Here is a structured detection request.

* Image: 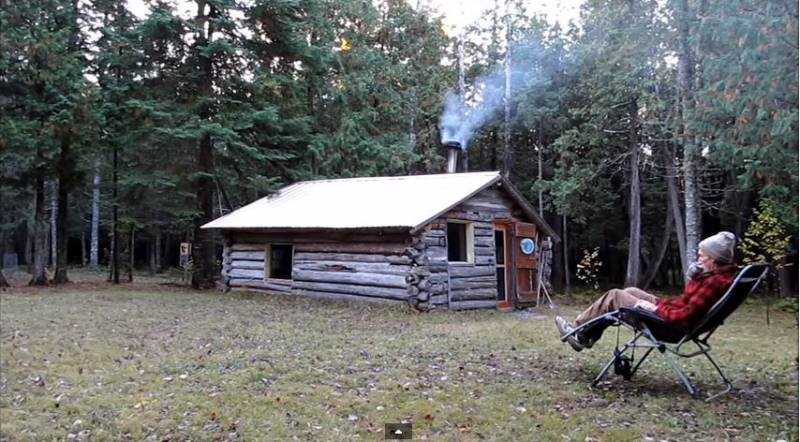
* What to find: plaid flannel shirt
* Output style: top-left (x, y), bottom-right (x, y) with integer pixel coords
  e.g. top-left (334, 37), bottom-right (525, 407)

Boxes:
top-left (655, 264), bottom-right (738, 327)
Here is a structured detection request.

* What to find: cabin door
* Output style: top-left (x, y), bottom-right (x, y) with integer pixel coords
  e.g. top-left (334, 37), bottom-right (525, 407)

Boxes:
top-left (514, 222), bottom-right (539, 303)
top-left (494, 223), bottom-right (513, 308)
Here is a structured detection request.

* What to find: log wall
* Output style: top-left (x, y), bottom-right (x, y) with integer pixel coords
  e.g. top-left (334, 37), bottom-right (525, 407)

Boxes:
top-left (222, 230), bottom-right (414, 304)
top-left (409, 185), bottom-right (525, 311)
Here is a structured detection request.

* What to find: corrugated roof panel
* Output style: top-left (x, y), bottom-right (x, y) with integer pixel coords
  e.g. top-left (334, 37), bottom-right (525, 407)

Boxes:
top-left (202, 171), bottom-right (501, 230)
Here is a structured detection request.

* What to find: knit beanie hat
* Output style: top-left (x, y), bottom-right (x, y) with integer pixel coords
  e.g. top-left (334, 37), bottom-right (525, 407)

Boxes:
top-left (699, 231), bottom-right (737, 264)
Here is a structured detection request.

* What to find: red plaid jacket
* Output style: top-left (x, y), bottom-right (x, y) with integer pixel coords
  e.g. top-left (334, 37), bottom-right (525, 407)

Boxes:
top-left (655, 264), bottom-right (738, 327)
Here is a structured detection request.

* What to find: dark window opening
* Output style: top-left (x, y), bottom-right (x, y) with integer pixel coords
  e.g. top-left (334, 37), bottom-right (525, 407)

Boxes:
top-left (268, 244), bottom-right (293, 280)
top-left (447, 222), bottom-right (472, 262)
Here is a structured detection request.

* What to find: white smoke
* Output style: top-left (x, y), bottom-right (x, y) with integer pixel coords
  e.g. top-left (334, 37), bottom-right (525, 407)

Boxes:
top-left (439, 39), bottom-right (549, 149)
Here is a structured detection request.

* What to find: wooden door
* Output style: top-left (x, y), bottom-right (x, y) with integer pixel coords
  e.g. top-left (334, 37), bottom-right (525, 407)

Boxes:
top-left (494, 223), bottom-right (513, 309)
top-left (514, 222), bottom-right (538, 303)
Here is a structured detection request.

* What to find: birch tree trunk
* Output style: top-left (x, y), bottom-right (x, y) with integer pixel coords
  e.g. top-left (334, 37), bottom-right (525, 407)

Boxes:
top-left (624, 100), bottom-right (641, 287)
top-left (676, 0), bottom-right (701, 274)
top-left (90, 156), bottom-right (101, 269)
top-left (502, 5), bottom-right (512, 178)
top-left (457, 36), bottom-right (468, 171)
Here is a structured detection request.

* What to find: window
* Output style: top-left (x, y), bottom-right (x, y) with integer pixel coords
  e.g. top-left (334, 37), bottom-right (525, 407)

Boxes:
top-left (266, 244), bottom-right (293, 280)
top-left (447, 222), bottom-right (474, 263)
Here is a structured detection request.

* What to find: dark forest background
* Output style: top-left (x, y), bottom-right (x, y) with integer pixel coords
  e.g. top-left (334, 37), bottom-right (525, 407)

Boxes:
top-left (1, 0), bottom-right (797, 294)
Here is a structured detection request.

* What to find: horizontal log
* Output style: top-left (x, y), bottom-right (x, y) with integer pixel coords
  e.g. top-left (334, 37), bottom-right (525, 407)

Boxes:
top-left (231, 260), bottom-right (265, 270)
top-left (230, 251), bottom-right (265, 261)
top-left (475, 255), bottom-right (496, 266)
top-left (460, 201), bottom-right (507, 211)
top-left (449, 265), bottom-right (495, 278)
top-left (450, 288), bottom-right (498, 301)
top-left (231, 243), bottom-right (266, 252)
top-left (291, 289), bottom-right (405, 305)
top-left (425, 246), bottom-right (447, 259)
top-left (449, 278), bottom-right (496, 290)
top-left (424, 236), bottom-right (446, 247)
top-left (294, 252), bottom-right (411, 265)
top-left (443, 211), bottom-right (493, 222)
top-left (430, 294), bottom-right (448, 305)
top-left (293, 281), bottom-right (409, 300)
top-left (449, 300), bottom-right (497, 311)
top-left (292, 270), bottom-right (407, 289)
top-left (474, 237), bottom-right (494, 248)
top-left (229, 278), bottom-right (291, 292)
top-left (294, 243), bottom-right (407, 255)
top-left (229, 268), bottom-right (265, 279)
top-left (294, 261), bottom-right (409, 275)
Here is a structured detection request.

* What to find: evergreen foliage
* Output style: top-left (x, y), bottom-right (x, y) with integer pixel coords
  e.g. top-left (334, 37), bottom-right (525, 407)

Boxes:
top-left (0, 0), bottom-right (796, 293)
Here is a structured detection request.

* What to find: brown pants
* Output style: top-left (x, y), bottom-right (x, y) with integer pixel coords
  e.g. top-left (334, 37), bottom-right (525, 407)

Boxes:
top-left (575, 287), bottom-right (659, 326)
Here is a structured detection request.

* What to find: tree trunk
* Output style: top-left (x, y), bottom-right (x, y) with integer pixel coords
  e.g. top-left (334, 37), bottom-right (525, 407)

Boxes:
top-left (643, 196), bottom-right (673, 289)
top-left (81, 231), bottom-right (86, 266)
top-left (128, 224), bottom-right (134, 282)
top-left (25, 218), bottom-right (32, 272)
top-left (90, 155), bottom-right (101, 269)
top-left (29, 178), bottom-right (48, 286)
top-left (48, 179), bottom-right (57, 268)
top-left (562, 215), bottom-right (571, 294)
top-left (149, 236), bottom-right (156, 275)
top-left (662, 143), bottom-right (687, 274)
top-left (676, 0), bottom-right (701, 276)
top-left (52, 131), bottom-right (73, 284)
top-left (154, 229), bottom-right (162, 272)
top-left (191, 0), bottom-right (218, 290)
top-left (502, 5), bottom-right (513, 178)
top-left (624, 100), bottom-right (641, 287)
top-left (111, 143), bottom-right (120, 284)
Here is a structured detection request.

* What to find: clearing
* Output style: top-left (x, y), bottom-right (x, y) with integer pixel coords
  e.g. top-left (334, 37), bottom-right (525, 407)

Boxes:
top-left (1, 275), bottom-right (797, 441)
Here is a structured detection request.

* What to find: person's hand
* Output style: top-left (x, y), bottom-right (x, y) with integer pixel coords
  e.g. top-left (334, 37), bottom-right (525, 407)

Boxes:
top-left (633, 300), bottom-right (657, 311)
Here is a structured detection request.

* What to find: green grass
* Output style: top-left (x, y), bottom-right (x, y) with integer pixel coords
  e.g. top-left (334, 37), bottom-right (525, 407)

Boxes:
top-left (1, 273), bottom-right (797, 441)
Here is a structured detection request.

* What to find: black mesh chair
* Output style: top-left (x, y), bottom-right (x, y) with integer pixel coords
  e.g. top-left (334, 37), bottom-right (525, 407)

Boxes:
top-left (561, 264), bottom-right (769, 400)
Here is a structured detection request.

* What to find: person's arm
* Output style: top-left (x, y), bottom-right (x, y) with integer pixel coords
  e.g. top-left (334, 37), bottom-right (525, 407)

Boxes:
top-left (655, 276), bottom-right (730, 325)
top-left (633, 300), bottom-right (657, 311)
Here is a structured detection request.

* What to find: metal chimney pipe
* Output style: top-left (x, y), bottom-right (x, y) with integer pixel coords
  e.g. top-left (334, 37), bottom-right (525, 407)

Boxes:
top-left (445, 141), bottom-right (461, 173)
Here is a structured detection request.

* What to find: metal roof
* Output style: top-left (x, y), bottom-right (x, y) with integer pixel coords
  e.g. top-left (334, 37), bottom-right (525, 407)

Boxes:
top-left (202, 171), bottom-right (558, 239)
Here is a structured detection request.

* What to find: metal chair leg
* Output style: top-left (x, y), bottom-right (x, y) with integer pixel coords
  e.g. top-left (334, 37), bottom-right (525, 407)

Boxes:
top-left (630, 347), bottom-right (654, 377)
top-left (697, 342), bottom-right (734, 401)
top-left (660, 351), bottom-right (697, 397)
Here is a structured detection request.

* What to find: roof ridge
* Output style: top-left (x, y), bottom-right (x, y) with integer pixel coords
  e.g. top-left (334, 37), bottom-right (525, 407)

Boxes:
top-left (294, 171), bottom-right (500, 186)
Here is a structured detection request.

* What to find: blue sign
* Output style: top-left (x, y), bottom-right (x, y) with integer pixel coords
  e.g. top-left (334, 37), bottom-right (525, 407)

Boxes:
top-left (520, 238), bottom-right (536, 255)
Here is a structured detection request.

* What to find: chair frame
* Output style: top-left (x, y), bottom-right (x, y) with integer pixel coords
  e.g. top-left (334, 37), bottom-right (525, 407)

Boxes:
top-left (561, 264), bottom-right (769, 401)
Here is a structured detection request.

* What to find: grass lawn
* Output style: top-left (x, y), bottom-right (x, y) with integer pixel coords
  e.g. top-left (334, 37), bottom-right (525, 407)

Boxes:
top-left (1, 271), bottom-right (797, 441)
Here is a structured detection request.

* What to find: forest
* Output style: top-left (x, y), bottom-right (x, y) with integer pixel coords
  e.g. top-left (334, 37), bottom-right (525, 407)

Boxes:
top-left (1, 0), bottom-right (797, 294)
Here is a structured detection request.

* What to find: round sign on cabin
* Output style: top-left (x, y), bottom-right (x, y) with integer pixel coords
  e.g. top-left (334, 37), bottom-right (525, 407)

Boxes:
top-left (520, 238), bottom-right (536, 255)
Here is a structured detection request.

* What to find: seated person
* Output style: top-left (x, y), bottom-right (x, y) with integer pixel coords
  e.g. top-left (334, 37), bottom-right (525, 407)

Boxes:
top-left (555, 231), bottom-right (738, 351)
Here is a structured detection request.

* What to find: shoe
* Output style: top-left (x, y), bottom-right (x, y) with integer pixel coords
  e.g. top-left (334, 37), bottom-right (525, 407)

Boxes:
top-left (555, 316), bottom-right (584, 352)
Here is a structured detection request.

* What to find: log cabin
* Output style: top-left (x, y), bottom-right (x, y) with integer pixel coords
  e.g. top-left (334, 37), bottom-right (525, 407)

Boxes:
top-left (203, 156), bottom-right (558, 311)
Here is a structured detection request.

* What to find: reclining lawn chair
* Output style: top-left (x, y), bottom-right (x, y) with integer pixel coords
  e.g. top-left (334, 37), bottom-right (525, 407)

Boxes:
top-left (561, 264), bottom-right (769, 401)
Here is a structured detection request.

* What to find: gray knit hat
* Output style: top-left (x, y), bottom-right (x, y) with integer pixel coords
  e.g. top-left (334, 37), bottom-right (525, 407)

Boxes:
top-left (699, 231), bottom-right (737, 264)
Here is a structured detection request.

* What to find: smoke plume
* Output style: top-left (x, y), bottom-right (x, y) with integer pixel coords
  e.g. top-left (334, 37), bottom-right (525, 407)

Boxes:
top-left (439, 39), bottom-right (549, 149)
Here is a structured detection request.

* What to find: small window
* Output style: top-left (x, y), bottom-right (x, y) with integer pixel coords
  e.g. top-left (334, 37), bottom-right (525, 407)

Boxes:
top-left (447, 222), bottom-right (474, 263)
top-left (266, 244), bottom-right (293, 280)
